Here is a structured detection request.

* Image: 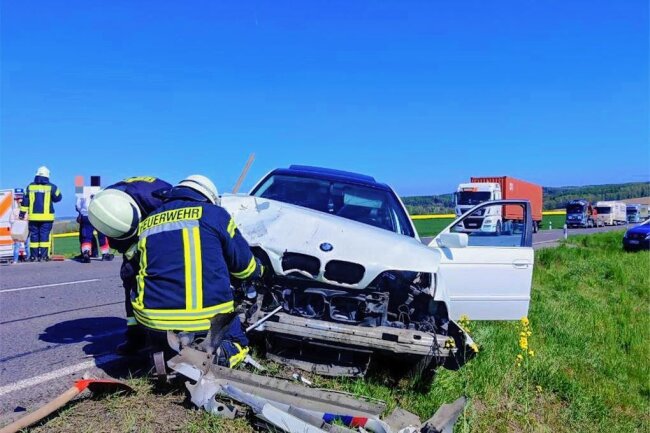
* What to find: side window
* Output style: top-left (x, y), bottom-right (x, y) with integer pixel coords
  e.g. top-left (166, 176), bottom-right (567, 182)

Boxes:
top-left (450, 203), bottom-right (529, 247)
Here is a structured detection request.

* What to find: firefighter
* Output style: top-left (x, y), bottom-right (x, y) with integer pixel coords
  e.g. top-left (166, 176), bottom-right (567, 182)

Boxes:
top-left (132, 175), bottom-right (263, 367)
top-left (76, 193), bottom-right (113, 263)
top-left (19, 166), bottom-right (62, 261)
top-left (88, 176), bottom-right (172, 355)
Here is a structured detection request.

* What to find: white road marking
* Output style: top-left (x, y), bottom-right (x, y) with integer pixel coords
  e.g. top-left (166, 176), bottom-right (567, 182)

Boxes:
top-left (0, 354), bottom-right (122, 397)
top-left (0, 279), bottom-right (100, 294)
top-left (0, 354), bottom-right (121, 396)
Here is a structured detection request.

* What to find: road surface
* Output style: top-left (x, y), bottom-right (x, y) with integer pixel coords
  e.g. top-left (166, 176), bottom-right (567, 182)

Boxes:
top-left (0, 259), bottom-right (131, 426)
top-left (0, 223), bottom-right (629, 426)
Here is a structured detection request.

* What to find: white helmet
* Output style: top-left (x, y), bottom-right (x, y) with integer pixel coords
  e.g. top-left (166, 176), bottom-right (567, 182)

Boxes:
top-left (36, 166), bottom-right (50, 178)
top-left (177, 175), bottom-right (219, 204)
top-left (88, 189), bottom-right (142, 239)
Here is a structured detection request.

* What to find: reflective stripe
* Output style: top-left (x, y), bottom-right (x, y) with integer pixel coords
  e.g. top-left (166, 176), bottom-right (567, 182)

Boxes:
top-left (229, 343), bottom-right (249, 367)
top-left (54, 188), bottom-right (61, 197)
top-left (134, 237), bottom-right (147, 309)
top-left (43, 189), bottom-right (51, 217)
top-left (126, 317), bottom-right (138, 326)
top-left (227, 218), bottom-right (236, 238)
top-left (19, 206), bottom-right (28, 212)
top-left (137, 301), bottom-right (234, 318)
top-left (134, 311), bottom-right (212, 331)
top-left (140, 220), bottom-right (199, 239)
top-left (29, 185), bottom-right (52, 192)
top-left (193, 226), bottom-right (203, 309)
top-left (231, 256), bottom-right (257, 279)
top-left (182, 228), bottom-right (192, 309)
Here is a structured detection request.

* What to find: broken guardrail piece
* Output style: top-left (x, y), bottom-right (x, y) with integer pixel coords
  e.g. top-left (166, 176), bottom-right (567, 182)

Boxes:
top-left (167, 347), bottom-right (466, 433)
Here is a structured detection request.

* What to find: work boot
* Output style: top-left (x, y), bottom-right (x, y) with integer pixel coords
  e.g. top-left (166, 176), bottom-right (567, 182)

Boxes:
top-left (43, 256), bottom-right (50, 262)
top-left (102, 253), bottom-right (115, 262)
top-left (82, 251), bottom-right (91, 264)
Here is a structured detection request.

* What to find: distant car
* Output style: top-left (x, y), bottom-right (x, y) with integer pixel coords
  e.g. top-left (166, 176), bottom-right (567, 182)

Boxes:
top-left (623, 219), bottom-right (650, 251)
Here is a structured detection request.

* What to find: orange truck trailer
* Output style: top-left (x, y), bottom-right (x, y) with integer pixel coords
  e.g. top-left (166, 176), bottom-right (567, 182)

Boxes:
top-left (455, 176), bottom-right (543, 232)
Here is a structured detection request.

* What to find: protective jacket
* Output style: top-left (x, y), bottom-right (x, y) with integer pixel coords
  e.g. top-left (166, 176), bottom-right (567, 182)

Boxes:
top-left (103, 176), bottom-right (172, 254)
top-left (132, 188), bottom-right (262, 333)
top-left (20, 176), bottom-right (62, 221)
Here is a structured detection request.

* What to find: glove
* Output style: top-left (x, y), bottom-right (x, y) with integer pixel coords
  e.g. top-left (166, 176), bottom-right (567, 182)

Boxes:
top-left (19, 212), bottom-right (25, 220)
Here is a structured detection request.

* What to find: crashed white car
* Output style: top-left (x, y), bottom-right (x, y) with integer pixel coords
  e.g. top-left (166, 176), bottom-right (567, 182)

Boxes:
top-left (221, 166), bottom-right (534, 379)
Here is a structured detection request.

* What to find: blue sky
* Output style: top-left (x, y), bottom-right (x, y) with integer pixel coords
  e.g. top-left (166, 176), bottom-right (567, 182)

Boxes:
top-left (1, 0), bottom-right (648, 214)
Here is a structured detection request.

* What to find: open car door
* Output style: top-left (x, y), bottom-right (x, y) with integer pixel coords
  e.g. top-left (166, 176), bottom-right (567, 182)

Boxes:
top-left (428, 200), bottom-right (534, 320)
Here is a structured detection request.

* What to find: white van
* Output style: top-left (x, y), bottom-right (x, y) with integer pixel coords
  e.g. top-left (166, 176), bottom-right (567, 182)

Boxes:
top-left (595, 201), bottom-right (627, 226)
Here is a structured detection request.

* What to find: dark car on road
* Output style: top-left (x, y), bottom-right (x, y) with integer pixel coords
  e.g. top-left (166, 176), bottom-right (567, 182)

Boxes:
top-left (623, 219), bottom-right (650, 251)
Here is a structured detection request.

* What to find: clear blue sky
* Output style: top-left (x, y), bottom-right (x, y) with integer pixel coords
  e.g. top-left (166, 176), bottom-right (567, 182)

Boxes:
top-left (1, 0), bottom-right (648, 215)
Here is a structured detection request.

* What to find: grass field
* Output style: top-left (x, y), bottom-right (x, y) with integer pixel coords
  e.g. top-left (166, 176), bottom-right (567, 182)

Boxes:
top-left (414, 214), bottom-right (569, 237)
top-left (28, 231), bottom-right (648, 433)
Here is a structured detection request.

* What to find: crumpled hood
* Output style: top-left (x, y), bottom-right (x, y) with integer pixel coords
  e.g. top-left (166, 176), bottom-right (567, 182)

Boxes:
top-left (221, 195), bottom-right (440, 289)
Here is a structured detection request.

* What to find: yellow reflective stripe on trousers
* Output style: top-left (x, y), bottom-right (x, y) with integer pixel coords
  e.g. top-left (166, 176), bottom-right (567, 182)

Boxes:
top-left (182, 227), bottom-right (203, 310)
top-left (126, 317), bottom-right (138, 326)
top-left (231, 256), bottom-right (257, 279)
top-left (229, 343), bottom-right (249, 367)
top-left (227, 218), bottom-right (236, 238)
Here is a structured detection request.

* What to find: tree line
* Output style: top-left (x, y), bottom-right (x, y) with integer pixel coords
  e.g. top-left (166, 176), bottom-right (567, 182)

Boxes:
top-left (402, 181), bottom-right (650, 215)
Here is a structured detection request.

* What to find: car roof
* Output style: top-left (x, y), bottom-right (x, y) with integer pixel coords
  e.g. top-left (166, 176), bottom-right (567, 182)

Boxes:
top-left (269, 165), bottom-right (392, 191)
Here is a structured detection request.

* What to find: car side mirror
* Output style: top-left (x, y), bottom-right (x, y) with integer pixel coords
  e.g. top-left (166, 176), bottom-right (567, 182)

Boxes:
top-left (437, 232), bottom-right (468, 249)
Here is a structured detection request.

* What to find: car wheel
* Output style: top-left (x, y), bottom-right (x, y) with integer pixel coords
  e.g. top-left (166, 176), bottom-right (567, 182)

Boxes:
top-left (495, 221), bottom-right (502, 236)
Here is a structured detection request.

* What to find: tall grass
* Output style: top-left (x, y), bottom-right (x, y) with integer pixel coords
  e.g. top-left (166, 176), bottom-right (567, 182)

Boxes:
top-left (319, 231), bottom-right (649, 432)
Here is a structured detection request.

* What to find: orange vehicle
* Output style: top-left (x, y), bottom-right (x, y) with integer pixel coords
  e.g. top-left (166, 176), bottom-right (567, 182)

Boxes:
top-left (455, 176), bottom-right (543, 233)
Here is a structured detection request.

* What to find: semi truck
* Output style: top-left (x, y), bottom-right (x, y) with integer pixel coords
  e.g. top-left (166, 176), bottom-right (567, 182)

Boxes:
top-left (626, 203), bottom-right (649, 223)
top-left (455, 176), bottom-right (543, 233)
top-left (595, 201), bottom-right (626, 226)
top-left (565, 199), bottom-right (597, 228)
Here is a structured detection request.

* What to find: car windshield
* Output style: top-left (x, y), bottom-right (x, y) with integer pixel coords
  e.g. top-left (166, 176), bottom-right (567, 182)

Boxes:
top-left (627, 208), bottom-right (638, 215)
top-left (252, 174), bottom-right (415, 237)
top-left (595, 206), bottom-right (611, 214)
top-left (566, 204), bottom-right (585, 214)
top-left (457, 191), bottom-right (492, 206)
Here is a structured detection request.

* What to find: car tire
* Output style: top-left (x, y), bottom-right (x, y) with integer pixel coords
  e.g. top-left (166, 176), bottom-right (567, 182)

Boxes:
top-left (495, 221), bottom-right (502, 236)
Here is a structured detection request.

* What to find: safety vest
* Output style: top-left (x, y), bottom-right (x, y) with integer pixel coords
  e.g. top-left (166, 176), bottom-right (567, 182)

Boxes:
top-left (132, 199), bottom-right (260, 332)
top-left (20, 179), bottom-right (62, 222)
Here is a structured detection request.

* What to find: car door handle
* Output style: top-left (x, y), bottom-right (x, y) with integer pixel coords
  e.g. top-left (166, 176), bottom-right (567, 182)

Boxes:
top-left (512, 260), bottom-right (530, 269)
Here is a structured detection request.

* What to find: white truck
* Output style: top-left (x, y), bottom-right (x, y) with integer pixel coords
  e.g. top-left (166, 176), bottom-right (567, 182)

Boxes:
top-left (595, 201), bottom-right (627, 226)
top-left (455, 176), bottom-right (543, 233)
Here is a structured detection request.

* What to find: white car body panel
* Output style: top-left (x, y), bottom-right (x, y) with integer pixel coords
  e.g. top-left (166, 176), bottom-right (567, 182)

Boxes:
top-left (430, 200), bottom-right (534, 321)
top-left (221, 194), bottom-right (441, 290)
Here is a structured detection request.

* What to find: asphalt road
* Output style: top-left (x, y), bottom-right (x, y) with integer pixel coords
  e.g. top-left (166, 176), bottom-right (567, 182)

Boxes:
top-left (0, 259), bottom-right (132, 426)
top-left (0, 223), bottom-right (630, 427)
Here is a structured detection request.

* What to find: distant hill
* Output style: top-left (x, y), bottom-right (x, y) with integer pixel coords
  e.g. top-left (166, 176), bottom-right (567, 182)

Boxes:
top-left (402, 181), bottom-right (650, 215)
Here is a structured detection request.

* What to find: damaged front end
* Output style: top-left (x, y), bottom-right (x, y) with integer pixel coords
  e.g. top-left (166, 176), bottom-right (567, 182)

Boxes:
top-left (222, 195), bottom-right (475, 380)
top-left (246, 252), bottom-right (474, 378)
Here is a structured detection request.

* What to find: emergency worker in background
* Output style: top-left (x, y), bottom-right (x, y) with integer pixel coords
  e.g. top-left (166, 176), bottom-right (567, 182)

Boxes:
top-left (133, 175), bottom-right (263, 367)
top-left (76, 193), bottom-right (113, 263)
top-left (19, 166), bottom-right (62, 261)
top-left (88, 176), bottom-right (172, 355)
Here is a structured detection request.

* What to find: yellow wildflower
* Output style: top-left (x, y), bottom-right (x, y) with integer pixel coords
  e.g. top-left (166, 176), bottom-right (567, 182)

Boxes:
top-left (527, 331), bottom-right (532, 336)
top-left (469, 343), bottom-right (479, 353)
top-left (516, 354), bottom-right (523, 360)
top-left (520, 317), bottom-right (529, 327)
top-left (519, 337), bottom-right (528, 350)
top-left (444, 338), bottom-right (456, 349)
top-left (535, 385), bottom-right (543, 393)
top-left (528, 350), bottom-right (535, 357)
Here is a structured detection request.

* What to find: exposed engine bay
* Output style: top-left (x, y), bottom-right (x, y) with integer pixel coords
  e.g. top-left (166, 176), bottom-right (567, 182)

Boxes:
top-left (236, 248), bottom-right (471, 378)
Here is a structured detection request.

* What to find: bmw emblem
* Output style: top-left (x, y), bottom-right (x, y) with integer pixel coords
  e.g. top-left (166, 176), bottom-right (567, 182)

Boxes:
top-left (320, 242), bottom-right (334, 252)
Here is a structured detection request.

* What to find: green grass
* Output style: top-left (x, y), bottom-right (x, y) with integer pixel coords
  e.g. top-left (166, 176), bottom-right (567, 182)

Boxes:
top-left (52, 236), bottom-right (81, 257)
top-left (316, 231), bottom-right (649, 432)
top-left (24, 232), bottom-right (649, 432)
